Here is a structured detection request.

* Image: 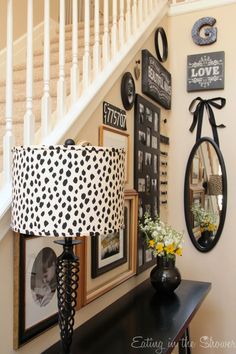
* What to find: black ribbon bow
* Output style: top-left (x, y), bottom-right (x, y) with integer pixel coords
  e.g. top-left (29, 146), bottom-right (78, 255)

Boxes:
top-left (189, 97), bottom-right (226, 147)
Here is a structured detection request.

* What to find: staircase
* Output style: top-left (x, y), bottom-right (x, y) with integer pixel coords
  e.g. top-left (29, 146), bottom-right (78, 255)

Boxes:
top-left (0, 0), bottom-right (181, 240)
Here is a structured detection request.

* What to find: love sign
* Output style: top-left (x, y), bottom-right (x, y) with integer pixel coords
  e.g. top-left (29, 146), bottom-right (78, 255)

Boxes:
top-left (187, 51), bottom-right (224, 92)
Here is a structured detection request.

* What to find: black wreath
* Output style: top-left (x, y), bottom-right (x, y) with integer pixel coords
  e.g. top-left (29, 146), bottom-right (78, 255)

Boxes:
top-left (155, 27), bottom-right (168, 63)
top-left (121, 72), bottom-right (136, 110)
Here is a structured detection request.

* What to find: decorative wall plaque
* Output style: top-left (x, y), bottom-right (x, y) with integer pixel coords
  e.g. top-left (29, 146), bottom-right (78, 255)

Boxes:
top-left (142, 49), bottom-right (171, 110)
top-left (192, 17), bottom-right (217, 46)
top-left (103, 101), bottom-right (127, 131)
top-left (187, 51), bottom-right (224, 92)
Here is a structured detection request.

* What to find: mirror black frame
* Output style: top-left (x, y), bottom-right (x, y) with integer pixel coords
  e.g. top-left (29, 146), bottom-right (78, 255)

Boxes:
top-left (184, 137), bottom-right (227, 252)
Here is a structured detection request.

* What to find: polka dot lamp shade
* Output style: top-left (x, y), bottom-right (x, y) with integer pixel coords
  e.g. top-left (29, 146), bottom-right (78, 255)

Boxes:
top-left (11, 145), bottom-right (125, 237)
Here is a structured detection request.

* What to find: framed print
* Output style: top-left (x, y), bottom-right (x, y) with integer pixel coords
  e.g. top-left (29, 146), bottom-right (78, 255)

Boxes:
top-left (91, 208), bottom-right (128, 278)
top-left (99, 125), bottom-right (130, 183)
top-left (134, 94), bottom-right (160, 274)
top-left (13, 235), bottom-right (60, 348)
top-left (81, 190), bottom-right (138, 304)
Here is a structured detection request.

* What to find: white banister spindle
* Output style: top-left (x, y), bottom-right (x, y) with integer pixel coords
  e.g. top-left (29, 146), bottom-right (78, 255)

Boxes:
top-left (70, 0), bottom-right (79, 104)
top-left (111, 0), bottom-right (118, 57)
top-left (83, 1), bottom-right (90, 89)
top-left (3, 0), bottom-right (14, 182)
top-left (102, 0), bottom-right (110, 67)
top-left (132, 0), bottom-right (138, 32)
top-left (119, 0), bottom-right (125, 48)
top-left (41, 0), bottom-right (51, 138)
top-left (125, 0), bottom-right (131, 39)
top-left (57, 0), bottom-right (66, 120)
top-left (24, 0), bottom-right (35, 145)
top-left (93, 0), bottom-right (101, 76)
top-left (138, 0), bottom-right (143, 26)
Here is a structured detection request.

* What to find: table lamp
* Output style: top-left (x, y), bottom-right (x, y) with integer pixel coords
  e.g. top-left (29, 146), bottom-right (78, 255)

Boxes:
top-left (11, 139), bottom-right (125, 354)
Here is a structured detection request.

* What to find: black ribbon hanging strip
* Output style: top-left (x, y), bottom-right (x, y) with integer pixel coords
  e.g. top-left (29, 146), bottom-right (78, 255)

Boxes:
top-left (189, 97), bottom-right (226, 147)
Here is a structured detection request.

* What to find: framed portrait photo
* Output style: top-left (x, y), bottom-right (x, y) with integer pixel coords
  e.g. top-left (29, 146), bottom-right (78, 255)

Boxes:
top-left (99, 125), bottom-right (130, 183)
top-left (13, 235), bottom-right (61, 348)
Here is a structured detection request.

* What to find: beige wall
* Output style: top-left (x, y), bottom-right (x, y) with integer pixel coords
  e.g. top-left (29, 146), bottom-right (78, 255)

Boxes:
top-left (168, 3), bottom-right (236, 353)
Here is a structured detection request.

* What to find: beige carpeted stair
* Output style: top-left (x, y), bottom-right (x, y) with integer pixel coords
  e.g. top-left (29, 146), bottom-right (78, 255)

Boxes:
top-left (0, 20), bottom-right (107, 172)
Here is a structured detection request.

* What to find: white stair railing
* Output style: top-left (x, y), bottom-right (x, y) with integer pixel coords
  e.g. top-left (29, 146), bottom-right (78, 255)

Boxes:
top-left (24, 0), bottom-right (35, 145)
top-left (3, 0), bottom-right (14, 184)
top-left (41, 0), bottom-right (51, 138)
top-left (82, 1), bottom-right (90, 89)
top-left (57, 0), bottom-right (66, 121)
top-left (0, 0), bottom-right (169, 188)
top-left (70, 0), bottom-right (79, 104)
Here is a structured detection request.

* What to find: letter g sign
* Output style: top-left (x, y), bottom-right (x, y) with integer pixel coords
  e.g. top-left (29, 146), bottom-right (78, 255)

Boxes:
top-left (192, 17), bottom-right (217, 46)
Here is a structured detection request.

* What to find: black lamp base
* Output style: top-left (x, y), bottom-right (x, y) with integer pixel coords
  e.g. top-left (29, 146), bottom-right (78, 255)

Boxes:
top-left (54, 238), bottom-right (81, 354)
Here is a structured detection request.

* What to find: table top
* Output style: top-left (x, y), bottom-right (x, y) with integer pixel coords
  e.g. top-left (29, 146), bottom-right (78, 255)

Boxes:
top-left (43, 279), bottom-right (211, 354)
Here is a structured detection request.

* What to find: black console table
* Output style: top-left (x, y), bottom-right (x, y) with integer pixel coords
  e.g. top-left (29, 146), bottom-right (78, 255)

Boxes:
top-left (43, 279), bottom-right (211, 354)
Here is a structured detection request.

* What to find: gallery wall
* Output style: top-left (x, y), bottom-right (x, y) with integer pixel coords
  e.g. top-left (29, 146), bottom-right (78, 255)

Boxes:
top-left (0, 16), bottom-right (170, 354)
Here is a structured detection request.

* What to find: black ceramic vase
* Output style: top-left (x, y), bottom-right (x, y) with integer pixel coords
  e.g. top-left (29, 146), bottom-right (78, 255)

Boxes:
top-left (198, 230), bottom-right (214, 247)
top-left (150, 256), bottom-right (181, 293)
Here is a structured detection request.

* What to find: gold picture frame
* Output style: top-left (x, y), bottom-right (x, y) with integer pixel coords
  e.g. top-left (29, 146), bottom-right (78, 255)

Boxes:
top-left (77, 189), bottom-right (138, 305)
top-left (99, 125), bottom-right (130, 183)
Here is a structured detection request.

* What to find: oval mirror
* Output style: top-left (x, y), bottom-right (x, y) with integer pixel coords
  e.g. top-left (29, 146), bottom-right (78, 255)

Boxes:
top-left (184, 137), bottom-right (227, 252)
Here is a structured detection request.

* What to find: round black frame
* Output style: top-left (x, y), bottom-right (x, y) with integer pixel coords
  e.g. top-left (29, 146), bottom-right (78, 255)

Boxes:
top-left (154, 27), bottom-right (168, 63)
top-left (184, 137), bottom-right (227, 253)
top-left (121, 72), bottom-right (135, 110)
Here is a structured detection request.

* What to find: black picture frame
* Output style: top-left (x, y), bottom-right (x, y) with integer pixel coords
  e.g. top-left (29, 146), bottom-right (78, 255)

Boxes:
top-left (91, 208), bottom-right (128, 278)
top-left (121, 72), bottom-right (136, 110)
top-left (134, 94), bottom-right (160, 273)
top-left (154, 27), bottom-right (168, 63)
top-left (14, 235), bottom-right (60, 348)
top-left (142, 49), bottom-right (171, 110)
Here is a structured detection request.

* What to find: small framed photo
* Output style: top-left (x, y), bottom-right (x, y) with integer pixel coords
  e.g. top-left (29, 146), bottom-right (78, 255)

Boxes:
top-left (139, 103), bottom-right (145, 124)
top-left (154, 112), bottom-right (159, 132)
top-left (153, 154), bottom-right (158, 174)
top-left (138, 178), bottom-right (146, 192)
top-left (152, 136), bottom-right (158, 149)
top-left (138, 151), bottom-right (143, 172)
top-left (100, 125), bottom-right (130, 183)
top-left (145, 152), bottom-right (152, 166)
top-left (13, 235), bottom-right (61, 348)
top-left (146, 175), bottom-right (151, 193)
top-left (146, 107), bottom-right (153, 123)
top-left (146, 127), bottom-right (151, 147)
top-left (91, 208), bottom-right (128, 278)
top-left (138, 131), bottom-right (146, 145)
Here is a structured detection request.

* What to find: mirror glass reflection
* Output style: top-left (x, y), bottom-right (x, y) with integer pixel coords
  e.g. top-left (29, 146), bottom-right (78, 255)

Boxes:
top-left (185, 138), bottom-right (227, 251)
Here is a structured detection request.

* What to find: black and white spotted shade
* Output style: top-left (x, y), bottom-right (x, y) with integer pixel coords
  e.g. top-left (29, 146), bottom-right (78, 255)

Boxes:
top-left (11, 145), bottom-right (125, 237)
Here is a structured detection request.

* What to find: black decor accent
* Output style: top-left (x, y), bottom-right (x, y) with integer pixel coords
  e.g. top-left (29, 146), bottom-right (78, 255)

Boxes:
top-left (142, 49), bottom-right (171, 109)
top-left (54, 238), bottom-right (81, 354)
top-left (189, 97), bottom-right (226, 147)
top-left (154, 27), bottom-right (168, 62)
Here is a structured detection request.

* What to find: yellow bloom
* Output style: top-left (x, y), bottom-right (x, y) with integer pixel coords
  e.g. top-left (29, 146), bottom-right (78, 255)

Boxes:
top-left (156, 242), bottom-right (164, 253)
top-left (176, 248), bottom-right (182, 256)
top-left (165, 243), bottom-right (175, 255)
top-left (149, 239), bottom-right (155, 248)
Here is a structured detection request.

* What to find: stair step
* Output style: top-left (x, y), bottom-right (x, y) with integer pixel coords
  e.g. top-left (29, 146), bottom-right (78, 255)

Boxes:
top-left (0, 97), bottom-right (57, 125)
top-left (0, 61), bottom-right (79, 87)
top-left (0, 75), bottom-right (71, 103)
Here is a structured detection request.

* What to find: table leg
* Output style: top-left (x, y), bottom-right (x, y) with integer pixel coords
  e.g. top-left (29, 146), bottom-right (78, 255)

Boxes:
top-left (178, 328), bottom-right (191, 354)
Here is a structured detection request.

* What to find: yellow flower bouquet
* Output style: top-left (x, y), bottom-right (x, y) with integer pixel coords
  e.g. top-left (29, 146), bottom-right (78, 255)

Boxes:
top-left (191, 204), bottom-right (217, 233)
top-left (139, 213), bottom-right (184, 259)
